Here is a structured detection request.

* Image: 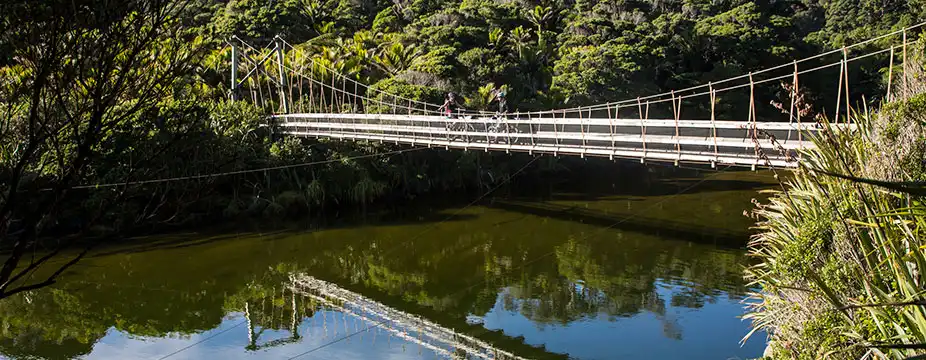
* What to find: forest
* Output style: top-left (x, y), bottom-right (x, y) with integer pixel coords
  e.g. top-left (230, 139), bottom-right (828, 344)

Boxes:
top-left (1, 0), bottom-right (926, 358)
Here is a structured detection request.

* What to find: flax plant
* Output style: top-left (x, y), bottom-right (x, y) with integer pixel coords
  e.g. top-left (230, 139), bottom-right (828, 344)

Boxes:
top-left (745, 47), bottom-right (926, 358)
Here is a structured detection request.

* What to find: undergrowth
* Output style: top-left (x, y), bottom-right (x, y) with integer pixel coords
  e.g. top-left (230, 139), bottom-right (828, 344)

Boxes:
top-left (745, 41), bottom-right (926, 359)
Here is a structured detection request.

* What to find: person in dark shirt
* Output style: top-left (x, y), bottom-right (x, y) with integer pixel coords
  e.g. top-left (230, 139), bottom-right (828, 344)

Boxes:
top-left (493, 88), bottom-right (507, 115)
top-left (440, 92), bottom-right (458, 118)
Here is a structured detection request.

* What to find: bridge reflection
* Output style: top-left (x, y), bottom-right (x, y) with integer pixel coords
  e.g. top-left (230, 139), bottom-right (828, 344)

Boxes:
top-left (281, 273), bottom-right (532, 359)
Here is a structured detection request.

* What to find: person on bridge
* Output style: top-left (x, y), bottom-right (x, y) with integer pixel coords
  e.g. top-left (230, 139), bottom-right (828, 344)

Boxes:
top-left (491, 88), bottom-right (507, 116)
top-left (439, 92), bottom-right (458, 118)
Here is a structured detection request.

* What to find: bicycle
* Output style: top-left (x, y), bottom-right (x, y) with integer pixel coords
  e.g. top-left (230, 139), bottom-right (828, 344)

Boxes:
top-left (487, 112), bottom-right (522, 144)
top-left (446, 114), bottom-right (474, 142)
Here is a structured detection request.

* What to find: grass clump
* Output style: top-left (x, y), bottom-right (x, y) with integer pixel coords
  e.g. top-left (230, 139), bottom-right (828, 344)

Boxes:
top-left (745, 45), bottom-right (926, 359)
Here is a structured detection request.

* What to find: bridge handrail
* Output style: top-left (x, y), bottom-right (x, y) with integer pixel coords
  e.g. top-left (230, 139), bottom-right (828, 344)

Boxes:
top-left (510, 22), bottom-right (926, 116)
top-left (279, 122), bottom-right (814, 150)
top-left (233, 21), bottom-right (925, 120)
top-left (275, 60), bottom-right (447, 115)
top-left (274, 113), bottom-right (856, 131)
top-left (514, 39), bottom-right (917, 116)
top-left (275, 37), bottom-right (444, 112)
top-left (283, 130), bottom-right (798, 167)
top-left (230, 37), bottom-right (446, 115)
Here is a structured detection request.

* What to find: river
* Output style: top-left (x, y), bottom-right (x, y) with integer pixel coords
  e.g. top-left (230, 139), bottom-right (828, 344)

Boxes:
top-left (0, 162), bottom-right (775, 360)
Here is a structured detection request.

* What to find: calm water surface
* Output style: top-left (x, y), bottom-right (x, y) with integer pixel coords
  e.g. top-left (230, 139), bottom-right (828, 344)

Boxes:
top-left (0, 166), bottom-right (775, 360)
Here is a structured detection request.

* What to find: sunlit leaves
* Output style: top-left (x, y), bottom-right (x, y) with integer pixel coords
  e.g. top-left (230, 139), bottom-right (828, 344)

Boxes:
top-left (552, 42), bottom-right (648, 105)
top-left (373, 41), bottom-right (420, 76)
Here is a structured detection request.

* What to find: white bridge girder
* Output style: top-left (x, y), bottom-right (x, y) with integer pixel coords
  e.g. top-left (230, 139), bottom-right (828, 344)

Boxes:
top-left (274, 113), bottom-right (855, 168)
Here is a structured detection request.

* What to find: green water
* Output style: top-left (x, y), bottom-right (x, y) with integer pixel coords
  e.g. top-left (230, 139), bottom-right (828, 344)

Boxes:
top-left (0, 164), bottom-right (775, 360)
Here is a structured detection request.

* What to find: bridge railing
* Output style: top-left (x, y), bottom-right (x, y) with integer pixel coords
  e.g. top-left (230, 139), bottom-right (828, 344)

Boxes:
top-left (275, 112), bottom-right (849, 168)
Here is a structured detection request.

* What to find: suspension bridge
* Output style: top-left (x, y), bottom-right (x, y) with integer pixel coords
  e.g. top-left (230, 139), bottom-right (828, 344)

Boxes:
top-left (288, 273), bottom-right (532, 360)
top-left (226, 23), bottom-right (924, 169)
top-left (227, 274), bottom-right (529, 358)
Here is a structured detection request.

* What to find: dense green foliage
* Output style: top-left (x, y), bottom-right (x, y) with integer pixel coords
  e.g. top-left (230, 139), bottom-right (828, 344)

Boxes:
top-left (195, 0), bottom-right (925, 114)
top-left (746, 51), bottom-right (926, 358)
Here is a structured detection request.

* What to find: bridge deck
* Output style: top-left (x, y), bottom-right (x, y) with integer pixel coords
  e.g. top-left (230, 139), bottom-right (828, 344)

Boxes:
top-left (276, 113), bottom-right (852, 168)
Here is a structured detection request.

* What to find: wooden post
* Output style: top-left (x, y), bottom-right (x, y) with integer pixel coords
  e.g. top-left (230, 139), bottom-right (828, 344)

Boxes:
top-left (637, 97), bottom-right (646, 161)
top-left (353, 81), bottom-right (359, 113)
top-left (794, 61), bottom-right (802, 151)
top-left (709, 82), bottom-right (718, 161)
top-left (529, 112), bottom-right (535, 148)
top-left (835, 56), bottom-right (844, 124)
top-left (250, 77), bottom-right (258, 106)
top-left (585, 108), bottom-right (592, 158)
top-left (483, 114), bottom-right (491, 145)
top-left (275, 38), bottom-right (289, 114)
top-left (786, 63), bottom-right (795, 142)
top-left (318, 74), bottom-right (327, 113)
top-left (842, 47), bottom-right (851, 124)
top-left (297, 53), bottom-right (305, 113)
top-left (329, 75), bottom-right (336, 113)
top-left (288, 43), bottom-right (296, 113)
top-left (671, 90), bottom-right (681, 162)
top-left (608, 104), bottom-right (616, 151)
top-left (230, 41), bottom-right (238, 101)
top-left (505, 113), bottom-right (512, 147)
top-left (255, 72), bottom-right (265, 109)
top-left (903, 30), bottom-right (909, 99)
top-left (308, 64), bottom-right (315, 112)
top-left (887, 45), bottom-right (895, 102)
top-left (579, 107), bottom-right (586, 155)
top-left (748, 72), bottom-right (758, 160)
top-left (410, 100), bottom-right (417, 145)
top-left (445, 109), bottom-right (452, 145)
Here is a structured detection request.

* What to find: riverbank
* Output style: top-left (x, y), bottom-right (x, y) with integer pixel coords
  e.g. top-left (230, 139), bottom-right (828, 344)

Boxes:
top-left (30, 153), bottom-right (770, 251)
top-left (745, 69), bottom-right (926, 357)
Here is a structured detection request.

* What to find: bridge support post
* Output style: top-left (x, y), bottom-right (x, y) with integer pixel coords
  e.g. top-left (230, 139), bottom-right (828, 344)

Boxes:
top-left (274, 36), bottom-right (289, 114)
top-left (230, 41), bottom-right (238, 101)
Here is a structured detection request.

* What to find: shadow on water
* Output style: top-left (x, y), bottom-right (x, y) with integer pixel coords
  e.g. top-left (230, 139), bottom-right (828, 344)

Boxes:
top-left (87, 230), bottom-right (293, 258)
top-left (489, 200), bottom-right (749, 246)
top-left (539, 178), bottom-right (772, 202)
top-left (86, 212), bottom-right (479, 258)
top-left (495, 163), bottom-right (773, 249)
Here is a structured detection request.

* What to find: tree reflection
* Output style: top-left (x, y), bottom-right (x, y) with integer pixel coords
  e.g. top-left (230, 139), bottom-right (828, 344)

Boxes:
top-left (0, 204), bottom-right (753, 359)
top-left (0, 289), bottom-right (104, 360)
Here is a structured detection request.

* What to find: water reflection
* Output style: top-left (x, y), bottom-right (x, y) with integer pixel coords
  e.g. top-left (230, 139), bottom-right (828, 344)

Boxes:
top-left (290, 274), bottom-right (530, 359)
top-left (0, 169), bottom-right (772, 359)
